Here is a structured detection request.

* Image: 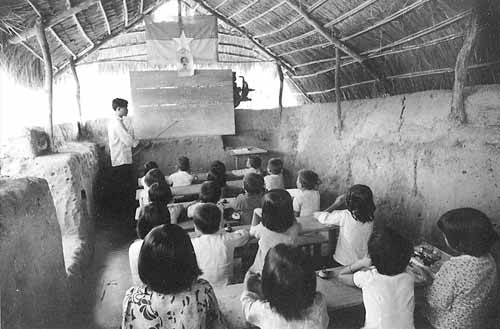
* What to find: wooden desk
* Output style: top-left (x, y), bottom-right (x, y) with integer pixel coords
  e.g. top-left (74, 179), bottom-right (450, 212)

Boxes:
top-left (171, 180), bottom-right (244, 197)
top-left (214, 267), bottom-right (361, 329)
top-left (228, 147), bottom-right (267, 169)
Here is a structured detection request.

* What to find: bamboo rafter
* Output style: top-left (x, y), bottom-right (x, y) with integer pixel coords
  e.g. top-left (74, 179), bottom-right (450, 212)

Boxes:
top-left (98, 0), bottom-right (111, 34)
top-left (324, 0), bottom-right (381, 28)
top-left (49, 27), bottom-right (77, 57)
top-left (342, 0), bottom-right (431, 41)
top-left (294, 32), bottom-right (466, 76)
top-left (252, 0), bottom-right (330, 39)
top-left (268, 29), bottom-right (316, 48)
top-left (55, 0), bottom-right (163, 74)
top-left (9, 0), bottom-right (100, 44)
top-left (285, 0), bottom-right (385, 83)
top-left (239, 1), bottom-right (286, 27)
top-left (306, 60), bottom-right (500, 95)
top-left (280, 41), bottom-right (331, 56)
top-left (74, 14), bottom-right (94, 47)
top-left (123, 0), bottom-right (129, 26)
top-left (214, 0), bottom-right (231, 10)
top-left (227, 0), bottom-right (259, 20)
top-left (140, 0), bottom-right (144, 13)
top-left (26, 0), bottom-right (42, 17)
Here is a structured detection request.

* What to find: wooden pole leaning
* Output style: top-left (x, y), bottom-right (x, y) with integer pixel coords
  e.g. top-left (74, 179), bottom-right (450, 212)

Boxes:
top-left (450, 10), bottom-right (479, 124)
top-left (34, 19), bottom-right (54, 149)
top-left (69, 57), bottom-right (83, 134)
top-left (335, 46), bottom-right (342, 133)
top-left (277, 64), bottom-right (284, 118)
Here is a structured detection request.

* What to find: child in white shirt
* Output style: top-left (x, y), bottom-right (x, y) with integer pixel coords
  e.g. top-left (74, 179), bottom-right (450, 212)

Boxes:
top-left (241, 244), bottom-right (329, 329)
top-left (293, 169), bottom-right (321, 217)
top-left (167, 156), bottom-right (194, 187)
top-left (339, 228), bottom-right (415, 329)
top-left (249, 189), bottom-right (301, 273)
top-left (264, 158), bottom-right (285, 190)
top-left (186, 181), bottom-right (225, 224)
top-left (129, 203), bottom-right (171, 285)
top-left (191, 203), bottom-right (249, 286)
top-left (314, 184), bottom-right (375, 266)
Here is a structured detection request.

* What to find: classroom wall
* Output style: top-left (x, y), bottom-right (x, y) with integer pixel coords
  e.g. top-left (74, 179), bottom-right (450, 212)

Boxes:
top-left (226, 85), bottom-right (500, 247)
top-left (0, 177), bottom-right (69, 329)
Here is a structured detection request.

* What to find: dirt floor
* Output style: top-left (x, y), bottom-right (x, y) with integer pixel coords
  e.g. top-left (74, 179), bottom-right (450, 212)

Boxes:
top-left (70, 208), bottom-right (434, 329)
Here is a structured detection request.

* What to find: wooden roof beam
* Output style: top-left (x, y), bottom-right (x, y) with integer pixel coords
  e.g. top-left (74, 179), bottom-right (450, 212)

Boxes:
top-left (227, 0), bottom-right (259, 20)
top-left (140, 0), bottom-right (144, 13)
top-left (123, 0), bottom-right (129, 26)
top-left (240, 1), bottom-right (287, 27)
top-left (285, 0), bottom-right (386, 84)
top-left (214, 0), bottom-right (232, 10)
top-left (190, 0), bottom-right (296, 74)
top-left (343, 0), bottom-right (431, 42)
top-left (10, 0), bottom-right (100, 44)
top-left (74, 14), bottom-right (94, 47)
top-left (268, 30), bottom-right (316, 48)
top-left (324, 0), bottom-right (381, 28)
top-left (98, 0), bottom-right (112, 34)
top-left (49, 27), bottom-right (77, 57)
top-left (26, 0), bottom-right (42, 17)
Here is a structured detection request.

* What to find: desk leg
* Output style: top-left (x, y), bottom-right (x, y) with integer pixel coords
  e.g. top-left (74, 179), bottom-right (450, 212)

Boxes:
top-left (328, 230), bottom-right (338, 256)
top-left (235, 157), bottom-right (239, 170)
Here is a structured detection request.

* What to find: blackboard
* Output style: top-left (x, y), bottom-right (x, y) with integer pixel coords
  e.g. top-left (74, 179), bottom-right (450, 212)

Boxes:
top-left (130, 70), bottom-right (235, 138)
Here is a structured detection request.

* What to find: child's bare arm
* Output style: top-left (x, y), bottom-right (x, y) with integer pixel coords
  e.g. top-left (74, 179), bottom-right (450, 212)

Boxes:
top-left (339, 257), bottom-right (372, 275)
top-left (251, 208), bottom-right (262, 227)
top-left (244, 271), bottom-right (263, 297)
top-left (338, 273), bottom-right (355, 286)
top-left (324, 194), bottom-right (347, 212)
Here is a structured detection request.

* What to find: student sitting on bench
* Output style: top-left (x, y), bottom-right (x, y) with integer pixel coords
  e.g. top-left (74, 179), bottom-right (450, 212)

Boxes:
top-left (208, 160), bottom-right (244, 198)
top-left (167, 156), bottom-right (194, 187)
top-left (191, 203), bottom-right (249, 286)
top-left (230, 173), bottom-right (265, 225)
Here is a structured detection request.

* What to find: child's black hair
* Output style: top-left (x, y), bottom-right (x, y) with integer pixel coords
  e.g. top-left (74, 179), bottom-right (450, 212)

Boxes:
top-left (261, 189), bottom-right (295, 233)
top-left (346, 184), bottom-right (376, 223)
top-left (248, 156), bottom-right (262, 170)
top-left (112, 98), bottom-right (128, 110)
top-left (137, 203), bottom-right (171, 239)
top-left (138, 224), bottom-right (202, 294)
top-left (267, 158), bottom-right (283, 175)
top-left (144, 168), bottom-right (167, 187)
top-left (177, 156), bottom-right (191, 172)
top-left (243, 173), bottom-right (264, 195)
top-left (143, 161), bottom-right (159, 176)
top-left (199, 181), bottom-right (221, 203)
top-left (438, 208), bottom-right (499, 257)
top-left (368, 228), bottom-right (412, 276)
top-left (207, 160), bottom-right (227, 187)
top-left (298, 169), bottom-right (319, 190)
top-left (262, 244), bottom-right (316, 321)
top-left (148, 182), bottom-right (173, 205)
top-left (193, 203), bottom-right (221, 235)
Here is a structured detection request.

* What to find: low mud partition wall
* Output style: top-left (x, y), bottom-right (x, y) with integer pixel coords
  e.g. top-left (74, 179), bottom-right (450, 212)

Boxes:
top-left (228, 85), bottom-right (500, 246)
top-left (0, 177), bottom-right (68, 329)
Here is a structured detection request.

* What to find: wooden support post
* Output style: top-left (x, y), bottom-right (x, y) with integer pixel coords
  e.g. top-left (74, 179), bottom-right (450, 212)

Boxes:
top-left (335, 46), bottom-right (342, 132)
top-left (69, 57), bottom-right (82, 128)
top-left (277, 64), bottom-right (284, 118)
top-left (450, 10), bottom-right (479, 124)
top-left (35, 19), bottom-right (54, 149)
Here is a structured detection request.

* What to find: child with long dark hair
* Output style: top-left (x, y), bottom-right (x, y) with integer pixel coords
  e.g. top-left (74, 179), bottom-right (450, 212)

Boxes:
top-left (241, 244), bottom-right (329, 328)
top-left (314, 184), bottom-right (375, 266)
top-left (249, 189), bottom-right (301, 273)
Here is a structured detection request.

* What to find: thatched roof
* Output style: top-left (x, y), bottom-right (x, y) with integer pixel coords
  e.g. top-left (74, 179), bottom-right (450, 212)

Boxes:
top-left (1, 0), bottom-right (499, 101)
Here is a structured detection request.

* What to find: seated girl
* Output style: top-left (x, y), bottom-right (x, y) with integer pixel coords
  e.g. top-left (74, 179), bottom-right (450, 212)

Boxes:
top-left (241, 244), bottom-right (329, 329)
top-left (230, 173), bottom-right (265, 225)
top-left (129, 203), bottom-right (170, 285)
top-left (122, 224), bottom-right (225, 329)
top-left (167, 156), bottom-right (194, 187)
top-left (314, 184), bottom-right (375, 266)
top-left (339, 228), bottom-right (415, 329)
top-left (249, 189), bottom-right (301, 273)
top-left (293, 169), bottom-right (320, 217)
top-left (422, 208), bottom-right (499, 329)
top-left (208, 160), bottom-right (244, 198)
